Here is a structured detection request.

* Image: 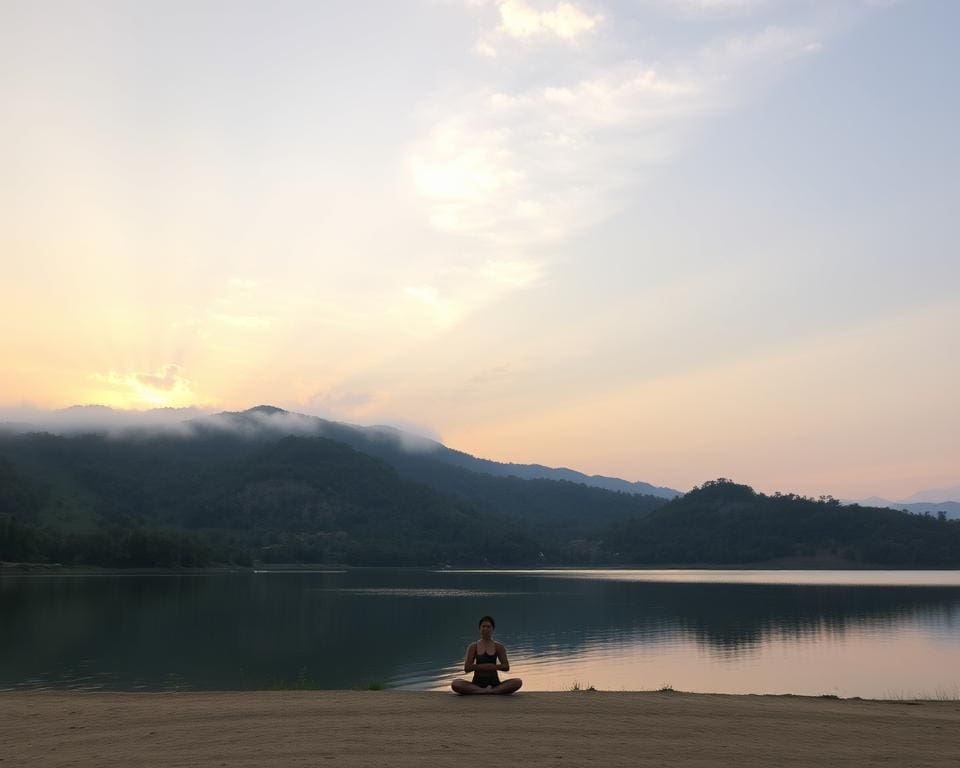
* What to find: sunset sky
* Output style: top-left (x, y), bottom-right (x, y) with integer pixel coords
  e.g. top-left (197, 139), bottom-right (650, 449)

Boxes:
top-left (2, 0), bottom-right (957, 500)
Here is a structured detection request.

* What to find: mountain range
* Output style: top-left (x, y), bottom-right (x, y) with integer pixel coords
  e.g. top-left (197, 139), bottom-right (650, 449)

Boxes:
top-left (0, 404), bottom-right (681, 499)
top-left (855, 497), bottom-right (960, 518)
top-left (5, 404), bottom-right (958, 511)
top-left (1, 405), bottom-right (958, 568)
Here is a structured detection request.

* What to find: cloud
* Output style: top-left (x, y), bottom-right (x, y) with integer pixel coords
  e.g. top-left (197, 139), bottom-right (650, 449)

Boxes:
top-left (407, 62), bottom-right (705, 246)
top-left (208, 276), bottom-right (276, 329)
top-left (0, 403), bottom-right (209, 434)
top-left (92, 364), bottom-right (197, 407)
top-left (471, 0), bottom-right (602, 57)
top-left (390, 2), bottom-right (849, 360)
top-left (498, 0), bottom-right (603, 40)
top-left (701, 24), bottom-right (822, 66)
top-left (540, 65), bottom-right (702, 123)
top-left (653, 0), bottom-right (768, 14)
top-left (467, 362), bottom-right (516, 388)
top-left (475, 38), bottom-right (499, 57)
top-left (363, 421), bottom-right (443, 449)
top-left (306, 389), bottom-right (375, 418)
top-left (410, 120), bottom-right (523, 221)
top-left (482, 257), bottom-right (543, 288)
top-left (403, 283), bottom-right (464, 329)
top-left (410, 9), bottom-right (827, 259)
top-left (195, 408), bottom-right (328, 439)
top-left (0, 401), bottom-right (443, 452)
top-left (354, 0), bottom-right (876, 394)
top-left (132, 364), bottom-right (185, 392)
top-left (209, 312), bottom-right (274, 329)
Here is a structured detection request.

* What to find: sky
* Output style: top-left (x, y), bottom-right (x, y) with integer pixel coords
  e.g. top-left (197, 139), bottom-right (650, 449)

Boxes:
top-left (1, 0), bottom-right (957, 500)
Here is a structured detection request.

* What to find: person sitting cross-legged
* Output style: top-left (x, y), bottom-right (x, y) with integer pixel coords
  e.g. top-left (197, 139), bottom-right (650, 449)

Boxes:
top-left (451, 615), bottom-right (523, 695)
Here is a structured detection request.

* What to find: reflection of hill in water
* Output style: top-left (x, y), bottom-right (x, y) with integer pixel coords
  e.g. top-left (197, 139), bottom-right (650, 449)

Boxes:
top-left (451, 576), bottom-right (960, 660)
top-left (1, 571), bottom-right (959, 690)
top-left (605, 581), bottom-right (960, 653)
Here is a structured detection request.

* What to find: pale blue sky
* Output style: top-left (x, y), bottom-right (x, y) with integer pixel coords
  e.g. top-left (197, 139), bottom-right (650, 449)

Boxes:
top-left (1, 0), bottom-right (957, 498)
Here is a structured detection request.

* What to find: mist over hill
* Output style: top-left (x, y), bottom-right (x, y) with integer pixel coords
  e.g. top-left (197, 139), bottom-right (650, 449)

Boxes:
top-left (0, 404), bottom-right (680, 499)
top-left (0, 408), bottom-right (667, 567)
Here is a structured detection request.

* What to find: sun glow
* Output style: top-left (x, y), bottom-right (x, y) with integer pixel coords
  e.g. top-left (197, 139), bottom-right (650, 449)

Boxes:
top-left (87, 365), bottom-right (200, 410)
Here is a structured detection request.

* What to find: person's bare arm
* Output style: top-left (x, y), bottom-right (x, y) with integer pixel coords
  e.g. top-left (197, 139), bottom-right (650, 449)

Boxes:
top-left (495, 643), bottom-right (510, 672)
top-left (463, 643), bottom-right (478, 674)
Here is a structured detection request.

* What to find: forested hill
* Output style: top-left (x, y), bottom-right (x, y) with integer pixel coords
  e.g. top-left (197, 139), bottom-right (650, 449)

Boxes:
top-left (0, 428), bottom-right (662, 567)
top-left (204, 406), bottom-right (680, 498)
top-left (1, 421), bottom-right (958, 569)
top-left (606, 480), bottom-right (960, 568)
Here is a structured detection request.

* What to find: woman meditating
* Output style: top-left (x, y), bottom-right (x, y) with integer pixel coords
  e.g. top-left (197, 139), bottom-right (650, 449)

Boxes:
top-left (451, 615), bottom-right (523, 695)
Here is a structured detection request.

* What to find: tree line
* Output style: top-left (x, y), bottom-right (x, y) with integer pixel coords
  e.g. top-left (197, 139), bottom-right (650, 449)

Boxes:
top-left (605, 479), bottom-right (960, 567)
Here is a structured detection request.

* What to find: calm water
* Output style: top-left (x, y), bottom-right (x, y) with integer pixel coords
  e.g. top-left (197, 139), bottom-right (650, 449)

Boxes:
top-left (2, 569), bottom-right (960, 699)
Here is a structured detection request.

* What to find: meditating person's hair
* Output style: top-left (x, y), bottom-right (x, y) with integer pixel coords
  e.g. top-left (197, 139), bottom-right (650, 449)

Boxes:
top-left (478, 615), bottom-right (496, 628)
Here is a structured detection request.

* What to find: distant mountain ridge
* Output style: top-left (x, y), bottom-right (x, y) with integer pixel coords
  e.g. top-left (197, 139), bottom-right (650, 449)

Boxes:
top-left (853, 498), bottom-right (960, 520)
top-left (0, 404), bottom-right (681, 499)
top-left (902, 485), bottom-right (960, 504)
top-left (206, 406), bottom-right (681, 498)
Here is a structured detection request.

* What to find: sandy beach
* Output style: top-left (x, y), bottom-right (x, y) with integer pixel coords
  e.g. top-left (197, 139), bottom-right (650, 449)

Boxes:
top-left (2, 690), bottom-right (958, 767)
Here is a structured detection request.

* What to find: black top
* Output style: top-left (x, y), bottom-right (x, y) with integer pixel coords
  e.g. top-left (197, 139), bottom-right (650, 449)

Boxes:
top-left (472, 643), bottom-right (500, 687)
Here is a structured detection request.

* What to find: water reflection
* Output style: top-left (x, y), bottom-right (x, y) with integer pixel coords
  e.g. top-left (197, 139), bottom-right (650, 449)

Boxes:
top-left (2, 569), bottom-right (959, 698)
top-left (459, 569), bottom-right (960, 587)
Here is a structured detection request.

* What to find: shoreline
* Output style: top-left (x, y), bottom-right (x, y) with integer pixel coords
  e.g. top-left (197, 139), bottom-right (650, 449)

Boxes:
top-left (3, 690), bottom-right (958, 767)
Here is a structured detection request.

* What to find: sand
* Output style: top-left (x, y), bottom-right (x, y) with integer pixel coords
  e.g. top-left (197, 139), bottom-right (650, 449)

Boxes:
top-left (2, 690), bottom-right (958, 767)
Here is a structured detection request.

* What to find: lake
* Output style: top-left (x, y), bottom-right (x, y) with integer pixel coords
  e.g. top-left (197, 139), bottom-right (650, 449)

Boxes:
top-left (2, 568), bottom-right (959, 698)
